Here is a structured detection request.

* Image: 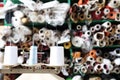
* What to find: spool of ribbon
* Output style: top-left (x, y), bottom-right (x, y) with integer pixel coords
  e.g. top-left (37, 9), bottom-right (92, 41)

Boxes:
top-left (64, 42), bottom-right (71, 49)
top-left (114, 58), bottom-right (120, 65)
top-left (96, 49), bottom-right (102, 56)
top-left (89, 50), bottom-right (97, 59)
top-left (94, 64), bottom-right (102, 73)
top-left (86, 56), bottom-right (95, 62)
top-left (109, 36), bottom-right (116, 42)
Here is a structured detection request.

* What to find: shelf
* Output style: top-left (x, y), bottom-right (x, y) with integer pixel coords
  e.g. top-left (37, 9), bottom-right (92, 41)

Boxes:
top-left (71, 19), bottom-right (120, 25)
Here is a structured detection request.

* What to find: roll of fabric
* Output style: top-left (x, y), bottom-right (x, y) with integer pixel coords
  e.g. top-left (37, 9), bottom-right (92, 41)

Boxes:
top-left (64, 42), bottom-right (71, 49)
top-left (76, 25), bottom-right (82, 30)
top-left (94, 24), bottom-right (101, 31)
top-left (89, 50), bottom-right (97, 59)
top-left (93, 32), bottom-right (105, 41)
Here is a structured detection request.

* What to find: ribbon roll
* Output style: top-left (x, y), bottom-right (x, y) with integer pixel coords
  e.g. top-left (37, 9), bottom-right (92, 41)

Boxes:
top-left (90, 27), bottom-right (96, 33)
top-left (114, 58), bottom-right (120, 65)
top-left (76, 25), bottom-right (82, 30)
top-left (107, 11), bottom-right (117, 20)
top-left (96, 56), bottom-right (103, 63)
top-left (89, 50), bottom-right (97, 59)
top-left (94, 24), bottom-right (101, 31)
top-left (93, 32), bottom-right (105, 41)
top-left (102, 21), bottom-right (111, 29)
top-left (64, 42), bottom-right (71, 49)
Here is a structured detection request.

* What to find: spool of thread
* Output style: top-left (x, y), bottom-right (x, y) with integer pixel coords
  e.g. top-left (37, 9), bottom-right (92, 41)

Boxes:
top-left (103, 69), bottom-right (110, 74)
top-left (64, 42), bottom-right (71, 49)
top-left (21, 17), bottom-right (28, 24)
top-left (49, 46), bottom-right (64, 66)
top-left (72, 75), bottom-right (82, 80)
top-left (89, 50), bottom-right (97, 59)
top-left (28, 46), bottom-right (38, 65)
top-left (4, 46), bottom-right (18, 65)
top-left (84, 30), bottom-right (91, 37)
top-left (114, 58), bottom-right (120, 65)
top-left (76, 25), bottom-right (81, 30)
top-left (73, 66), bottom-right (79, 74)
top-left (86, 56), bottom-right (95, 62)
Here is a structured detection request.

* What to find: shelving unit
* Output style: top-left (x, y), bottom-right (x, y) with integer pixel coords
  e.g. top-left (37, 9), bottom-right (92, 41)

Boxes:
top-left (1, 0), bottom-right (120, 80)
